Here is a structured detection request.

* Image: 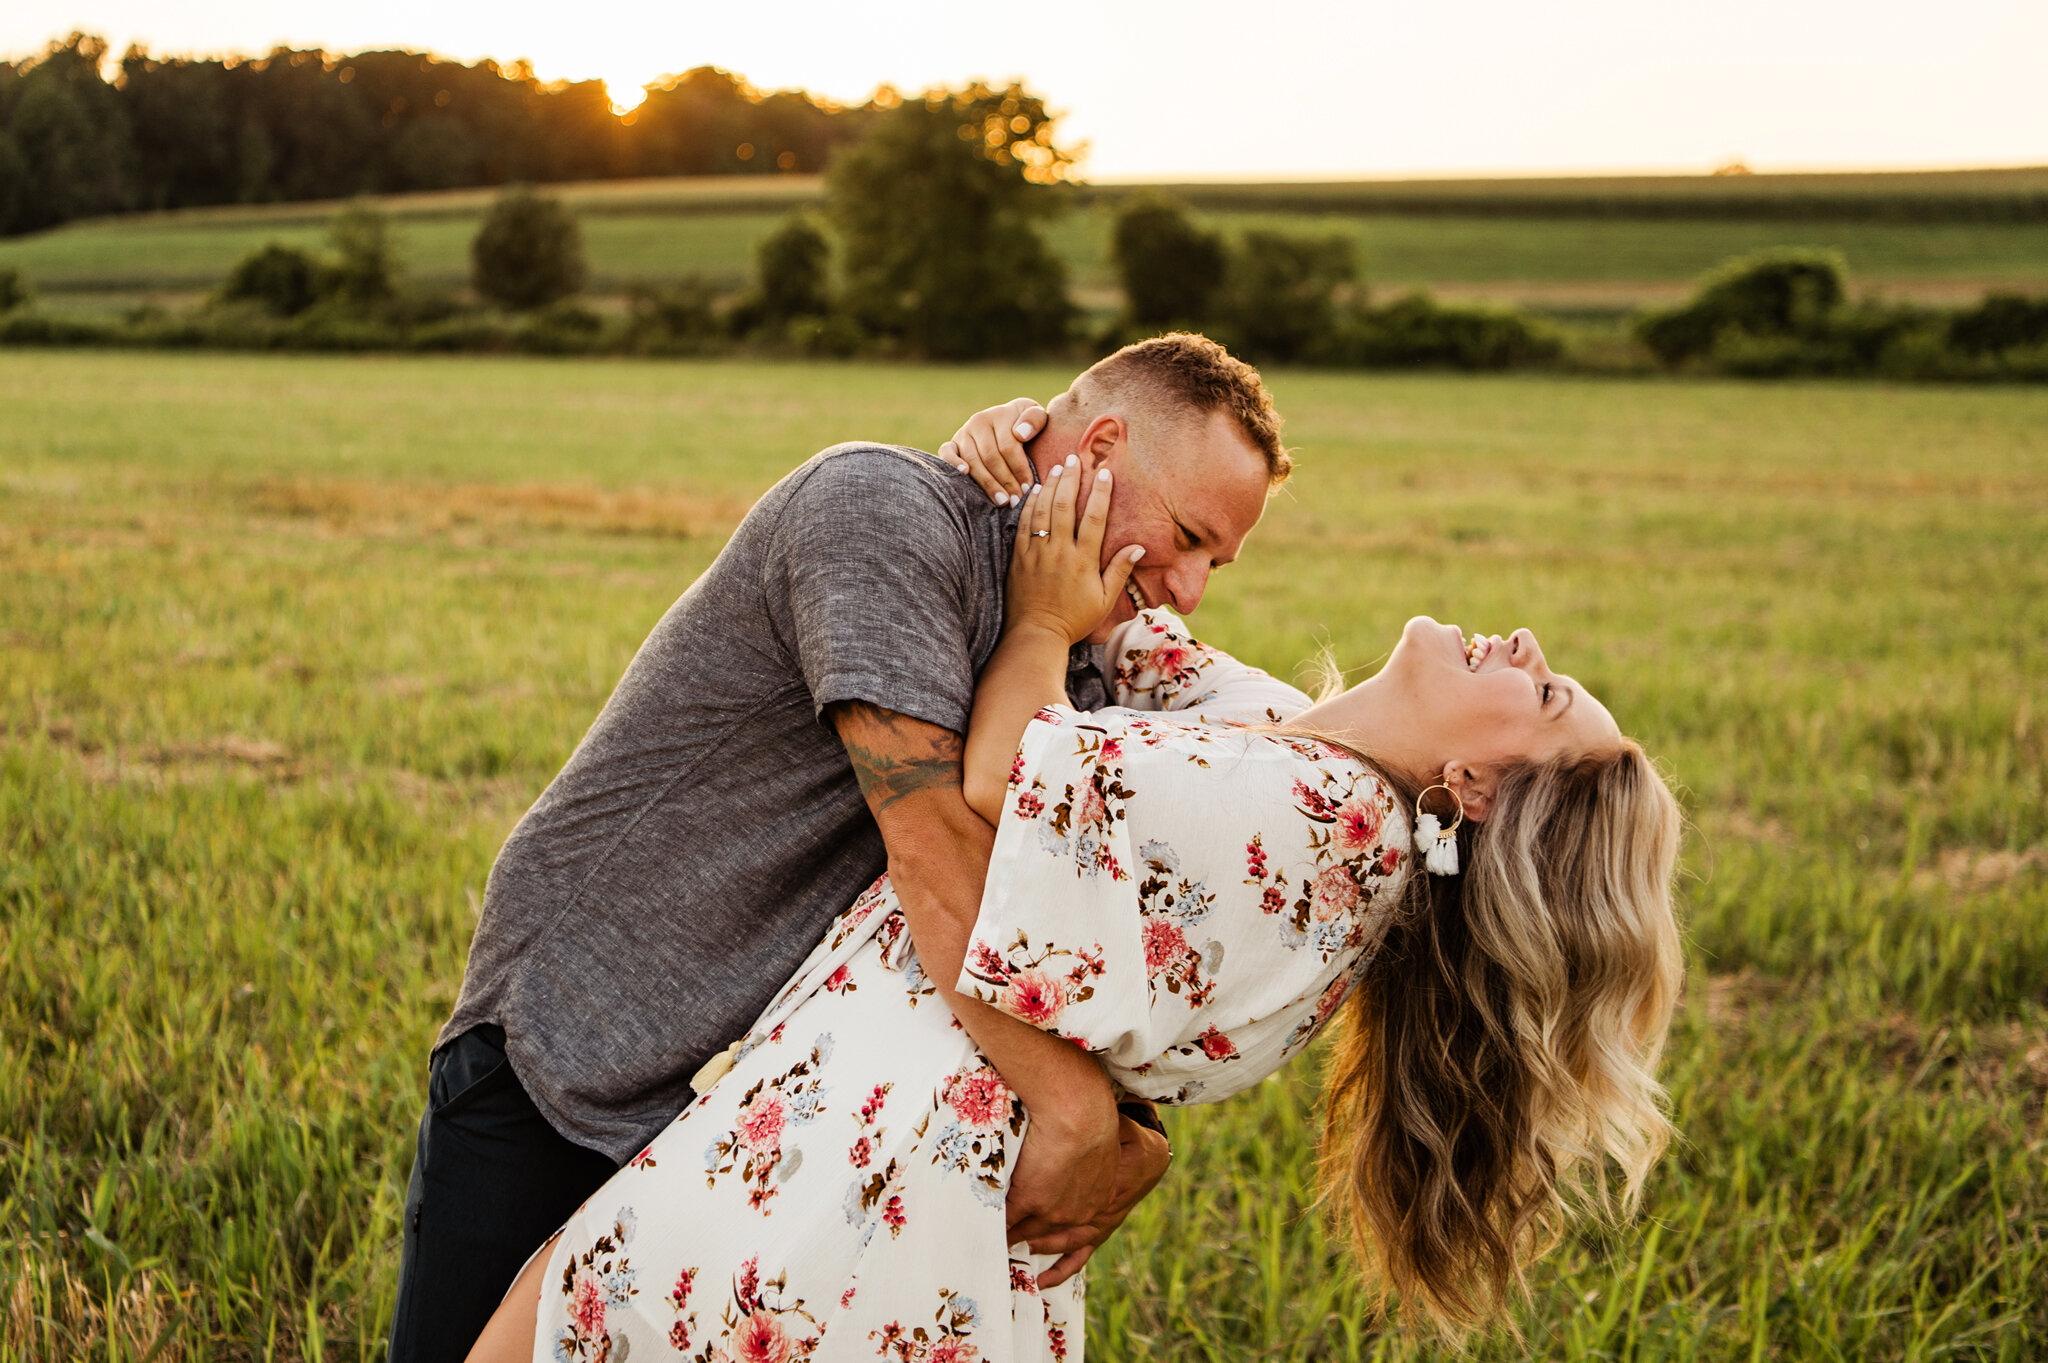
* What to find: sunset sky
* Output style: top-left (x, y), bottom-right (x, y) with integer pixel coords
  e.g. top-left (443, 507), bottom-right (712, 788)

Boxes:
top-left (6, 0), bottom-right (2045, 180)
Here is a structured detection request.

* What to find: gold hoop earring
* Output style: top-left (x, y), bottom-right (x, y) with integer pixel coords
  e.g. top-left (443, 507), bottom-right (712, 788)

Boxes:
top-left (1413, 783), bottom-right (1464, 877)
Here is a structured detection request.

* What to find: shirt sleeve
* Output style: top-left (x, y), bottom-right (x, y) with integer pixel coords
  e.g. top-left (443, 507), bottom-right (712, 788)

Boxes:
top-left (959, 705), bottom-right (1411, 1105)
top-left (768, 448), bottom-right (982, 732)
top-left (1104, 607), bottom-right (1313, 724)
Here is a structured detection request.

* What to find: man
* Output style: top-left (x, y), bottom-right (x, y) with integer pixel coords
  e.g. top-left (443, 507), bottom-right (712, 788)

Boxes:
top-left (388, 333), bottom-right (1292, 1360)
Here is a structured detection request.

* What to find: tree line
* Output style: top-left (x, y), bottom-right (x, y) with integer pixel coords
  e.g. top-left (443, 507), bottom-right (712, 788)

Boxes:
top-left (0, 32), bottom-right (868, 236)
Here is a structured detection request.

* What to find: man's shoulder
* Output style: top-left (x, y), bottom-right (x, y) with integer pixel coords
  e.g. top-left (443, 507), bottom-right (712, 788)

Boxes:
top-left (791, 442), bottom-right (963, 500)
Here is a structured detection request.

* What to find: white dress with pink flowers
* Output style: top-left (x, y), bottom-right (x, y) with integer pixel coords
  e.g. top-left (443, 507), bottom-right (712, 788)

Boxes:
top-left (533, 609), bottom-right (1413, 1363)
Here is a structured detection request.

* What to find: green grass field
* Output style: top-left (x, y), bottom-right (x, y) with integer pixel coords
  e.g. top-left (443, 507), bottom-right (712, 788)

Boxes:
top-left (3, 350), bottom-right (2044, 1360)
top-left (5, 173), bottom-right (2047, 313)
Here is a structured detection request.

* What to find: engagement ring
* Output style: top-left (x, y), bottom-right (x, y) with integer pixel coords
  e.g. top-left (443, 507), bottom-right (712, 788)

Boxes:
top-left (1030, 530), bottom-right (1049, 537)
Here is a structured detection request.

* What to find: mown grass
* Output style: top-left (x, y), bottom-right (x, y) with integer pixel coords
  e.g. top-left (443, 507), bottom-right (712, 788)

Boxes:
top-left (1, 350), bottom-right (2043, 1360)
top-left (6, 189), bottom-right (2048, 310)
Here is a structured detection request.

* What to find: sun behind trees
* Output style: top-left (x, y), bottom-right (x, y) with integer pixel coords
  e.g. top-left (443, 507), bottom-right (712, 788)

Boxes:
top-left (0, 32), bottom-right (864, 236)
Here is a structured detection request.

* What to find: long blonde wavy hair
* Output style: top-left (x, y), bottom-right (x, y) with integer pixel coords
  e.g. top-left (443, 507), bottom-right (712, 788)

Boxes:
top-left (1302, 734), bottom-right (1685, 1340)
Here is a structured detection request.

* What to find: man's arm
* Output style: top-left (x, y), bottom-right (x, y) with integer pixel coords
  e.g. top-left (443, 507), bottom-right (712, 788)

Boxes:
top-left (832, 700), bottom-right (1162, 1279)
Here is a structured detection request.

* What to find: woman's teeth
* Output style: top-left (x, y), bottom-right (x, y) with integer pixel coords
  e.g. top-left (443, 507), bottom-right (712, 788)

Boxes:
top-left (1465, 634), bottom-right (1489, 671)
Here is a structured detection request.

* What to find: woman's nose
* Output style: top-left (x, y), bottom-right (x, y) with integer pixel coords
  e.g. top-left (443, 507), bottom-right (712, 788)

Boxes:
top-left (1509, 628), bottom-right (1547, 671)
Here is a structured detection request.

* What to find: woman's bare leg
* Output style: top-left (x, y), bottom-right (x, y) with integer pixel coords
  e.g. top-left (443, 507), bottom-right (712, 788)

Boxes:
top-left (464, 1231), bottom-right (560, 1363)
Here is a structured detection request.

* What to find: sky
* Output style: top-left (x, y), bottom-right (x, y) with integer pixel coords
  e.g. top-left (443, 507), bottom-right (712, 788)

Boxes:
top-left (5, 0), bottom-right (2045, 181)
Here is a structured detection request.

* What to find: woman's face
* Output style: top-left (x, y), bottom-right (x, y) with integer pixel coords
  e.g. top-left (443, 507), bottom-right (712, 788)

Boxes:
top-left (1382, 616), bottom-right (1622, 781)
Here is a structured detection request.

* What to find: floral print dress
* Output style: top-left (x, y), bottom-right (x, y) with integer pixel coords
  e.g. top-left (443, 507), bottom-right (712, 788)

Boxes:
top-left (533, 609), bottom-right (1412, 1363)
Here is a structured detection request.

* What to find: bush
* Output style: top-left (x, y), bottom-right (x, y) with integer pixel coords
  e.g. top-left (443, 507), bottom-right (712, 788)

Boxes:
top-left (471, 186), bottom-right (587, 311)
top-left (1637, 249), bottom-right (1848, 366)
top-left (751, 215), bottom-right (832, 325)
top-left (626, 277), bottom-right (723, 354)
top-left (829, 83), bottom-right (1075, 359)
top-left (1947, 294), bottom-right (2048, 356)
top-left (0, 266), bottom-right (32, 313)
top-left (216, 243), bottom-right (325, 316)
top-left (1320, 293), bottom-right (1562, 370)
top-left (516, 301), bottom-right (606, 354)
top-left (1217, 229), bottom-right (1355, 362)
top-left (326, 201), bottom-right (401, 308)
top-left (1111, 195), bottom-right (1226, 328)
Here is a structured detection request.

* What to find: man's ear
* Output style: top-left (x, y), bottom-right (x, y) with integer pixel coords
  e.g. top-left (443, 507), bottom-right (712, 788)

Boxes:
top-left (1073, 414), bottom-right (1126, 479)
top-left (1440, 761), bottom-right (1496, 824)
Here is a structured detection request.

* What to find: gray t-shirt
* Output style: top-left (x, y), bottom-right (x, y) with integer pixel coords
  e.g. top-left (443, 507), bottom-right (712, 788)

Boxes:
top-left (441, 443), bottom-right (1104, 1163)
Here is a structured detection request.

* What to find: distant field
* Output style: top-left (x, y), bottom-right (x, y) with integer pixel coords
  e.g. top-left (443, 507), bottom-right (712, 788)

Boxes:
top-left (5, 171), bottom-right (2047, 316)
top-left (3, 350), bottom-right (2043, 1360)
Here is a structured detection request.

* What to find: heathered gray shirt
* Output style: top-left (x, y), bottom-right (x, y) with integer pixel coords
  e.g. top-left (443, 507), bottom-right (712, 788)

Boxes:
top-left (441, 443), bottom-right (1109, 1163)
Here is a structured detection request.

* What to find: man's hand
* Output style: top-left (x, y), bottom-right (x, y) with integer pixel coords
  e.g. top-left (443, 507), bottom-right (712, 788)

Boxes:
top-left (1022, 1113), bottom-right (1173, 1289)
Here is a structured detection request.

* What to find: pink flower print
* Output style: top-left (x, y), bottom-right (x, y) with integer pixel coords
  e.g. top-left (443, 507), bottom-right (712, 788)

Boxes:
top-left (1245, 837), bottom-right (1269, 881)
top-left (849, 1134), bottom-right (873, 1168)
top-left (1049, 1325), bottom-right (1069, 1361)
top-left (1010, 1262), bottom-right (1039, 1294)
top-left (570, 1268), bottom-right (606, 1339)
top-left (1099, 737), bottom-right (1123, 761)
top-left (735, 1093), bottom-right (787, 1151)
top-left (883, 1195), bottom-right (907, 1233)
top-left (1077, 781), bottom-right (1107, 828)
top-left (841, 1286), bottom-right (857, 1309)
top-left (861, 1083), bottom-right (891, 1121)
top-left (736, 1308), bottom-right (793, 1363)
top-left (1034, 706), bottom-right (1064, 726)
top-left (1334, 797), bottom-right (1383, 854)
top-left (1014, 789), bottom-right (1043, 819)
top-left (945, 1067), bottom-right (1011, 1129)
top-left (669, 1266), bottom-right (696, 1310)
top-left (1292, 778), bottom-right (1336, 817)
top-left (1313, 974), bottom-right (1350, 1026)
top-left (1008, 750), bottom-right (1026, 787)
top-left (1260, 884), bottom-right (1286, 915)
top-left (824, 964), bottom-right (853, 993)
top-left (1311, 865), bottom-right (1358, 920)
top-left (1143, 917), bottom-right (1188, 974)
top-left (931, 1340), bottom-right (980, 1363)
top-left (737, 1255), bottom-right (762, 1311)
top-left (968, 940), bottom-right (1010, 981)
top-left (1380, 845), bottom-right (1403, 874)
top-left (1197, 1025), bottom-right (1238, 1060)
top-left (668, 1320), bottom-right (692, 1351)
top-left (1002, 968), bottom-right (1066, 1026)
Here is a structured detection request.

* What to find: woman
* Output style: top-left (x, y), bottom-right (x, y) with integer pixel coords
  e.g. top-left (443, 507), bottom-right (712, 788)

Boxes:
top-left (472, 451), bottom-right (1684, 1362)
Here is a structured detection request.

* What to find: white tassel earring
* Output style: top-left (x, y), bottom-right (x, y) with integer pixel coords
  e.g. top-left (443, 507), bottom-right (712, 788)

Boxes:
top-left (1413, 783), bottom-right (1465, 876)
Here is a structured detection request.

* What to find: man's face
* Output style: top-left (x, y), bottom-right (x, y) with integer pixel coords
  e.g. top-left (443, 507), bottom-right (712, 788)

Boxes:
top-left (1087, 410), bottom-right (1272, 643)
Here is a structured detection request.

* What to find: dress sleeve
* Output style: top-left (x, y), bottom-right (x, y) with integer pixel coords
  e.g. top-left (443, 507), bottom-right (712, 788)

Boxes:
top-left (1103, 607), bottom-right (1311, 724)
top-left (958, 705), bottom-right (1412, 1105)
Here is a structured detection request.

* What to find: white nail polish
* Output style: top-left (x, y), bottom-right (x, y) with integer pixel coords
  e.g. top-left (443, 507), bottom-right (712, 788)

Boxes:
top-left (1097, 470), bottom-right (1110, 481)
top-left (1014, 423), bottom-right (1033, 438)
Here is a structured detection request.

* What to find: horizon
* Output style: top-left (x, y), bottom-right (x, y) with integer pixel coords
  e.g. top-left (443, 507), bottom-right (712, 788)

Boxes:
top-left (4, 0), bottom-right (2045, 181)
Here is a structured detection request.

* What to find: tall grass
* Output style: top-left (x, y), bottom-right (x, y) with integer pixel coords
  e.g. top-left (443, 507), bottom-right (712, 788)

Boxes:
top-left (1, 352), bottom-right (2043, 1359)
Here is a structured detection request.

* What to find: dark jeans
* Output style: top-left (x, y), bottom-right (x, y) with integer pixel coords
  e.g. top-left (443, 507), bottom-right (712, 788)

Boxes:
top-left (386, 1025), bottom-right (616, 1363)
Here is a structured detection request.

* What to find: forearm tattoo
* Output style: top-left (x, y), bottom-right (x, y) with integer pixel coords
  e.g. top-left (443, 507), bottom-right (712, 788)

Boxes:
top-left (833, 701), bottom-right (964, 815)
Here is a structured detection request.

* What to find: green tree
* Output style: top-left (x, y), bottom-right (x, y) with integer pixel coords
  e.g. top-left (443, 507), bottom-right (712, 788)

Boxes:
top-left (326, 200), bottom-right (400, 307)
top-left (1637, 249), bottom-right (1847, 366)
top-left (0, 264), bottom-right (30, 311)
top-left (753, 214), bottom-right (832, 323)
top-left (0, 34), bottom-right (133, 233)
top-left (827, 83), bottom-right (1074, 359)
top-left (1112, 195), bottom-right (1226, 327)
top-left (470, 186), bottom-right (587, 311)
top-left (1219, 229), bottom-right (1356, 362)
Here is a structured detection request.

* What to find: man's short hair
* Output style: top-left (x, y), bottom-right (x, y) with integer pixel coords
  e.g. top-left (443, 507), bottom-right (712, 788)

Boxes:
top-left (1077, 333), bottom-right (1291, 487)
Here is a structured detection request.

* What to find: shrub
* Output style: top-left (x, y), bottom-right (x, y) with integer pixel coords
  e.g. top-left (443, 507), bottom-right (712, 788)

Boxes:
top-left (471, 186), bottom-right (587, 311)
top-left (753, 215), bottom-right (832, 324)
top-left (1947, 294), bottom-right (2048, 356)
top-left (1218, 229), bottom-right (1355, 362)
top-left (516, 300), bottom-right (606, 354)
top-left (0, 266), bottom-right (31, 312)
top-left (1637, 249), bottom-right (1848, 366)
top-left (326, 201), bottom-right (401, 308)
top-left (626, 277), bottom-right (723, 354)
top-left (217, 243), bottom-right (325, 316)
top-left (829, 83), bottom-right (1075, 359)
top-left (1321, 293), bottom-right (1561, 370)
top-left (1111, 195), bottom-right (1227, 327)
